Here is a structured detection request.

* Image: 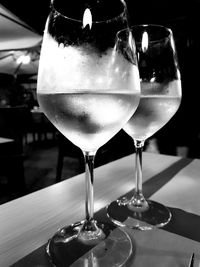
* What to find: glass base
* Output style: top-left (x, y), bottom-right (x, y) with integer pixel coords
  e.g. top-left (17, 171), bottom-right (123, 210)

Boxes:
top-left (46, 220), bottom-right (133, 266)
top-left (107, 199), bottom-right (171, 230)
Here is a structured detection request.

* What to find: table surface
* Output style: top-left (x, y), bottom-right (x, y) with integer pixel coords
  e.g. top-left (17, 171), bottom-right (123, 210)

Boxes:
top-left (0, 152), bottom-right (197, 266)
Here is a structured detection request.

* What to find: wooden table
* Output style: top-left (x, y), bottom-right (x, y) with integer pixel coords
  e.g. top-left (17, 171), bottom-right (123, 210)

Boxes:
top-left (0, 152), bottom-right (197, 266)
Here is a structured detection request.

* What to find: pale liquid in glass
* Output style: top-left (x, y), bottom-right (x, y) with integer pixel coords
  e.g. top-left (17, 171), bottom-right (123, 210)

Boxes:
top-left (37, 33), bottom-right (140, 152)
top-left (38, 92), bottom-right (139, 152)
top-left (124, 81), bottom-right (181, 141)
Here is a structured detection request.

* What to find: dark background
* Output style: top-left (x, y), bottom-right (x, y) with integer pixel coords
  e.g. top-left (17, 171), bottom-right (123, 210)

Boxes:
top-left (0, 0), bottom-right (198, 34)
top-left (1, 0), bottom-right (200, 156)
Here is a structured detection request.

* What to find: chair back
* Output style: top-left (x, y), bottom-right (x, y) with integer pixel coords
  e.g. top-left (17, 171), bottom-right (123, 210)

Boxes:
top-left (0, 105), bottom-right (30, 153)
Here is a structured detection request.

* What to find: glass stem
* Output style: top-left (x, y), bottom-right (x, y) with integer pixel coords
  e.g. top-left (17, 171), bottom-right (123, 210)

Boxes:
top-left (84, 151), bottom-right (96, 222)
top-left (78, 151), bottom-right (106, 242)
top-left (128, 139), bottom-right (149, 211)
top-left (81, 150), bottom-right (103, 235)
top-left (134, 139), bottom-right (145, 196)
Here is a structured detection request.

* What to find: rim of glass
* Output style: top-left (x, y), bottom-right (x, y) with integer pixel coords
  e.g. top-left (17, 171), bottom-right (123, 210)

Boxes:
top-left (50, 0), bottom-right (127, 24)
top-left (117, 24), bottom-right (173, 44)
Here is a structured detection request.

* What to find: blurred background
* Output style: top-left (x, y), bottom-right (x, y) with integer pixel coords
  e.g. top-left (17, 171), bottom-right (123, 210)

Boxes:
top-left (0, 0), bottom-right (199, 204)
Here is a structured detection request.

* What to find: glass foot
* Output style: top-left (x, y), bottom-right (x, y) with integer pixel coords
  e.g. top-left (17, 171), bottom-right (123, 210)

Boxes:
top-left (46, 221), bottom-right (133, 266)
top-left (107, 199), bottom-right (171, 230)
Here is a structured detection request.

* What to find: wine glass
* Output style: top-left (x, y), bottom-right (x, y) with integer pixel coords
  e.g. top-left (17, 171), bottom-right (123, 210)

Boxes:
top-left (37, 0), bottom-right (140, 265)
top-left (107, 24), bottom-right (182, 230)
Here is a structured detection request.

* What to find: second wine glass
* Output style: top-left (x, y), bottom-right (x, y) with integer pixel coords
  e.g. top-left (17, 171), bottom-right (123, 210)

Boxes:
top-left (107, 24), bottom-right (182, 230)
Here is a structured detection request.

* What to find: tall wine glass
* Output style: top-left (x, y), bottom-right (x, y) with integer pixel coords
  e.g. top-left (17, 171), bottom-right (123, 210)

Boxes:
top-left (107, 24), bottom-right (182, 230)
top-left (37, 0), bottom-right (140, 265)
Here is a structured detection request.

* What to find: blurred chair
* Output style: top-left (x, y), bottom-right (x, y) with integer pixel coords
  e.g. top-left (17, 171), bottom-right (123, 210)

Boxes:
top-left (95, 130), bottom-right (134, 167)
top-left (0, 105), bottom-right (28, 198)
top-left (30, 108), bottom-right (56, 142)
top-left (56, 130), bottom-right (133, 183)
top-left (56, 133), bottom-right (84, 182)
